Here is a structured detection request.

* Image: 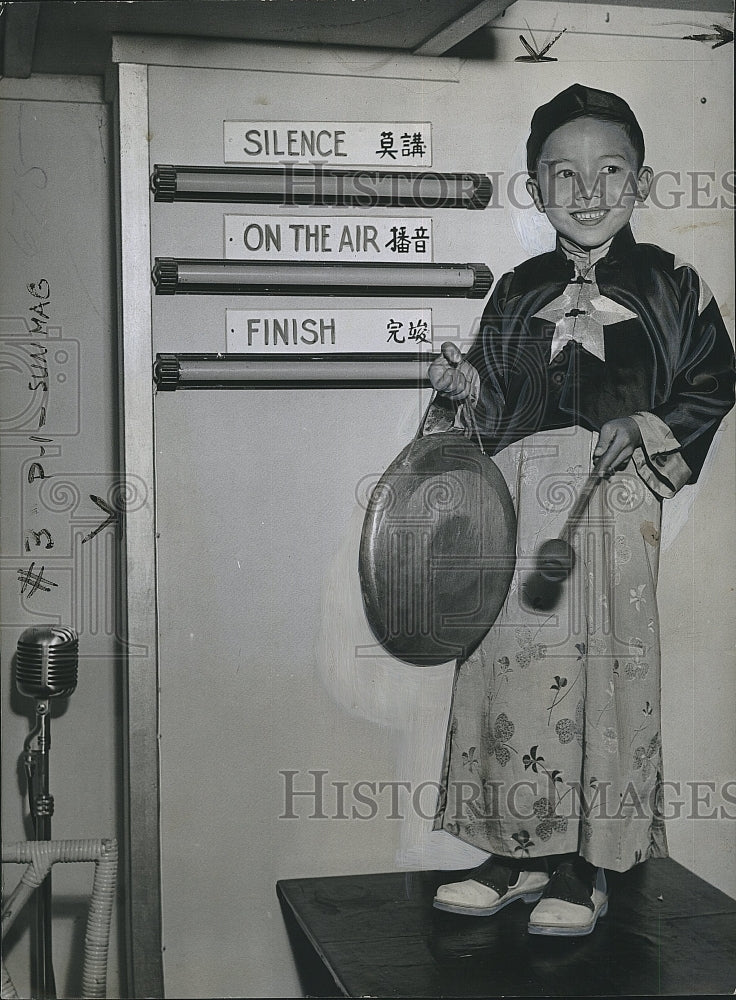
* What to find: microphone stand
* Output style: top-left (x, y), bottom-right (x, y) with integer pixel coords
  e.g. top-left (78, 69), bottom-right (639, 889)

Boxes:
top-left (23, 698), bottom-right (57, 1000)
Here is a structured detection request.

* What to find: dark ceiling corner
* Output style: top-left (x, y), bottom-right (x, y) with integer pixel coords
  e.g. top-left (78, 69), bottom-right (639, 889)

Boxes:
top-left (2, 1), bottom-right (41, 78)
top-left (446, 25), bottom-right (499, 58)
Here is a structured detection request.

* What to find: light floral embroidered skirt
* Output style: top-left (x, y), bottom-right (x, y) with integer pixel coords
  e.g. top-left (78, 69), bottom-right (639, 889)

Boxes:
top-left (433, 428), bottom-right (668, 872)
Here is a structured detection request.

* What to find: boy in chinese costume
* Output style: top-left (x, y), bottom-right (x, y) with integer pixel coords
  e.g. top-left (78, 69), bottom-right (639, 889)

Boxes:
top-left (427, 84), bottom-right (735, 935)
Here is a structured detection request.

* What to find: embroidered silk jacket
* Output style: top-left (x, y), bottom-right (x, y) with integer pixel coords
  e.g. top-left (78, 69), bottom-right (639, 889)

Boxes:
top-left (448, 226), bottom-right (735, 491)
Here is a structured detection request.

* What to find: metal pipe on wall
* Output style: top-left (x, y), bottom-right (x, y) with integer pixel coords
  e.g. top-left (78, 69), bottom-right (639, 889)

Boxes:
top-left (151, 164), bottom-right (493, 209)
top-left (151, 259), bottom-right (492, 297)
top-left (154, 353), bottom-right (434, 390)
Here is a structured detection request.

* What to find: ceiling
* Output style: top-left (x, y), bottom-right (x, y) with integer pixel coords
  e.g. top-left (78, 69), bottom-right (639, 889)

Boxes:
top-left (1, 0), bottom-right (732, 78)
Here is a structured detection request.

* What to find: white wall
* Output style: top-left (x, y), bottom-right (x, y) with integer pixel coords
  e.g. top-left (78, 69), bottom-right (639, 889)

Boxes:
top-left (0, 75), bottom-right (123, 998)
top-left (129, 10), bottom-right (734, 997)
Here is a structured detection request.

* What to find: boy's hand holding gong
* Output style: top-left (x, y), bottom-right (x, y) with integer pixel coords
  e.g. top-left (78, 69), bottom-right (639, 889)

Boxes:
top-left (428, 341), bottom-right (480, 403)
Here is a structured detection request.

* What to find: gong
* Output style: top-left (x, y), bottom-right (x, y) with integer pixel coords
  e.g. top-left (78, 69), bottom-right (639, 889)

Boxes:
top-left (359, 433), bottom-right (517, 666)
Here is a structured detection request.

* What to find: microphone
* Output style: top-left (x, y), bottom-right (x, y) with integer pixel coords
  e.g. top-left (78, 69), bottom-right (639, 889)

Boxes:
top-left (15, 626), bottom-right (77, 1000)
top-left (16, 625), bottom-right (78, 700)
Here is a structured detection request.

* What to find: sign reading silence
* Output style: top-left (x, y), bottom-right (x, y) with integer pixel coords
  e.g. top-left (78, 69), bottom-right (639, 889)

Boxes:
top-left (223, 121), bottom-right (432, 166)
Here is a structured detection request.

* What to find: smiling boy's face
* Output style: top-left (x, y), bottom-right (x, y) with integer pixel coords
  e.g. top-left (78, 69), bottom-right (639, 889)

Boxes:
top-left (526, 116), bottom-right (652, 249)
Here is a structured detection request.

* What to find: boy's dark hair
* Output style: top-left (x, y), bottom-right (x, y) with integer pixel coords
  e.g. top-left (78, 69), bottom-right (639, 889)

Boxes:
top-left (526, 83), bottom-right (645, 174)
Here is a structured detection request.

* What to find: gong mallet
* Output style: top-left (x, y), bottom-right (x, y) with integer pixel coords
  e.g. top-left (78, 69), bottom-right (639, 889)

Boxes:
top-left (16, 625), bottom-right (79, 1000)
top-left (430, 343), bottom-right (605, 614)
top-left (521, 470), bottom-right (605, 613)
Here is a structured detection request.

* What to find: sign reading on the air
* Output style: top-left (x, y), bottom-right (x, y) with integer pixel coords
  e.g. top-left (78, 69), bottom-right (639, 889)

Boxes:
top-left (223, 121), bottom-right (432, 166)
top-left (226, 309), bottom-right (433, 353)
top-left (224, 215), bottom-right (433, 261)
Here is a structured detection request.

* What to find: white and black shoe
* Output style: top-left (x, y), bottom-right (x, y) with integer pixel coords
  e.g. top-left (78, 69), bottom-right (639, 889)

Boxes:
top-left (434, 857), bottom-right (550, 917)
top-left (528, 859), bottom-right (608, 936)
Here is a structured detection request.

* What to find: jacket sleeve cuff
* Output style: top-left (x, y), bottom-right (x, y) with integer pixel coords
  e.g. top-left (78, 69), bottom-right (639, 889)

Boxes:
top-left (630, 412), bottom-right (692, 498)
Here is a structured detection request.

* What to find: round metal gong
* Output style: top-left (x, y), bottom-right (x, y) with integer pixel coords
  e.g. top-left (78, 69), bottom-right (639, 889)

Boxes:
top-left (359, 433), bottom-right (517, 666)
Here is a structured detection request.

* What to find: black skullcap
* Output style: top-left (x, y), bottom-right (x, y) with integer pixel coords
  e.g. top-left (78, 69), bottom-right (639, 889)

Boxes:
top-left (527, 83), bottom-right (645, 173)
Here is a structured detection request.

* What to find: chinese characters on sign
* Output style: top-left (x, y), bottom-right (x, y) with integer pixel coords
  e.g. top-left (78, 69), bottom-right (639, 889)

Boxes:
top-left (385, 316), bottom-right (431, 346)
top-left (223, 121), bottom-right (433, 166)
top-left (375, 131), bottom-right (428, 161)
